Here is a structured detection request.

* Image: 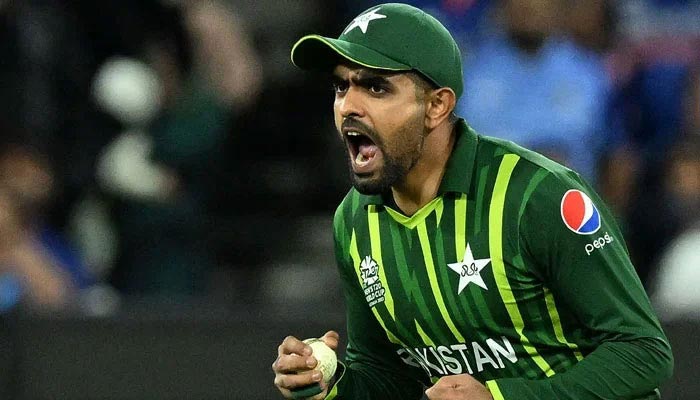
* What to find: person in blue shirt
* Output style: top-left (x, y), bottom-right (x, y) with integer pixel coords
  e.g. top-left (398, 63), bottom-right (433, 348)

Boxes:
top-left (457, 0), bottom-right (612, 182)
top-left (0, 143), bottom-right (92, 312)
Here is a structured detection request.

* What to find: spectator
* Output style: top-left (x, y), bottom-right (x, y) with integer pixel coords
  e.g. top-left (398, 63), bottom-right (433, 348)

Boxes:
top-left (95, 1), bottom-right (262, 297)
top-left (0, 142), bottom-right (92, 312)
top-left (457, 0), bottom-right (613, 182)
top-left (565, 0), bottom-right (617, 54)
top-left (612, 65), bottom-right (700, 286)
top-left (650, 135), bottom-right (700, 320)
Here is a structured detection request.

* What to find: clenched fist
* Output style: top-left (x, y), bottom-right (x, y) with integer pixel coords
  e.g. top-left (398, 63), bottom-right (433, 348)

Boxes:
top-left (272, 330), bottom-right (340, 399)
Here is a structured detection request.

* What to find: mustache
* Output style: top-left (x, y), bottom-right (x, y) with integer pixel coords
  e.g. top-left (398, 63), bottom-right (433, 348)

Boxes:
top-left (341, 118), bottom-right (379, 142)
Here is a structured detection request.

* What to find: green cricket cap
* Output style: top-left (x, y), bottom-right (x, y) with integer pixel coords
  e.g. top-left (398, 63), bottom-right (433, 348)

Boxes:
top-left (290, 3), bottom-right (463, 99)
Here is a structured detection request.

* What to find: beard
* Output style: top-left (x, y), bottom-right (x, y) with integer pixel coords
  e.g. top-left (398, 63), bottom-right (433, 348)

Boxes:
top-left (343, 113), bottom-right (426, 195)
top-left (349, 151), bottom-right (408, 195)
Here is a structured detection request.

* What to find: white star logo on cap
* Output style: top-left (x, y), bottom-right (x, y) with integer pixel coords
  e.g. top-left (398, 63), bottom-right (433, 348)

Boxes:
top-left (448, 243), bottom-right (491, 294)
top-left (343, 7), bottom-right (387, 35)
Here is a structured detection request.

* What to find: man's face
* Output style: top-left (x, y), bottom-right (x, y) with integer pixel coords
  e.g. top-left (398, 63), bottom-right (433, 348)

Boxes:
top-left (332, 65), bottom-right (428, 194)
top-left (504, 0), bottom-right (558, 45)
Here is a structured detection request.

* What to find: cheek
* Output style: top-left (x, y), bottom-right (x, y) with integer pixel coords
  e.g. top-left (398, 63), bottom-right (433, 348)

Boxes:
top-left (378, 102), bottom-right (422, 134)
top-left (383, 107), bottom-right (426, 155)
top-left (333, 103), bottom-right (343, 134)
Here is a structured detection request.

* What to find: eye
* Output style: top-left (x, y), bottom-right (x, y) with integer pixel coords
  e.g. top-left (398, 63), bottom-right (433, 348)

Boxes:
top-left (332, 81), bottom-right (348, 94)
top-left (369, 85), bottom-right (386, 94)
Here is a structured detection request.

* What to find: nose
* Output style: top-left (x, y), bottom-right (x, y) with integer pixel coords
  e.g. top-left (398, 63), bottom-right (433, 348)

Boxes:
top-left (337, 87), bottom-right (365, 119)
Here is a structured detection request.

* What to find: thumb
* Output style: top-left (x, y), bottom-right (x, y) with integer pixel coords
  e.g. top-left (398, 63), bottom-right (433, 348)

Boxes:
top-left (321, 330), bottom-right (340, 350)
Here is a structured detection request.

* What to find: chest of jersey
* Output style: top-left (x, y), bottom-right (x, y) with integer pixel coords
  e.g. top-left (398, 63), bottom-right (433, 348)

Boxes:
top-left (347, 194), bottom-right (551, 379)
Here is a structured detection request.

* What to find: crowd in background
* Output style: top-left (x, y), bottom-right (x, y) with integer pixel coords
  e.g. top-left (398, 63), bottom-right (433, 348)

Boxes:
top-left (0, 0), bottom-right (698, 320)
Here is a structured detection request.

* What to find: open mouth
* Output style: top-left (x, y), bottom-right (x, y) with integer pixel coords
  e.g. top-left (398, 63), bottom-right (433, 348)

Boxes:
top-left (345, 131), bottom-right (381, 174)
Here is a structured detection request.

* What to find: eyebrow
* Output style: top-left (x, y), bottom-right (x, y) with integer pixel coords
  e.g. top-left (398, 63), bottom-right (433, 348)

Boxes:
top-left (331, 69), bottom-right (399, 88)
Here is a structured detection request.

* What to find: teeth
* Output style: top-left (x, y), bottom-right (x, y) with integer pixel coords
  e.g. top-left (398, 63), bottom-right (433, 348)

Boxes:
top-left (347, 131), bottom-right (360, 136)
top-left (356, 152), bottom-right (367, 164)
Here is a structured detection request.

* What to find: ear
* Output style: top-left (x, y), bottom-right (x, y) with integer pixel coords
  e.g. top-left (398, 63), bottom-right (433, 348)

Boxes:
top-left (425, 87), bottom-right (456, 130)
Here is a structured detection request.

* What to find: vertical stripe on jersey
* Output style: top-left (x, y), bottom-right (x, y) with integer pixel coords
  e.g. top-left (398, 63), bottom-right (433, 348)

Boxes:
top-left (368, 205), bottom-right (395, 319)
top-left (486, 381), bottom-right (505, 400)
top-left (444, 193), bottom-right (483, 335)
top-left (435, 198), bottom-right (444, 225)
top-left (454, 194), bottom-right (467, 259)
top-left (453, 192), bottom-right (502, 347)
top-left (349, 230), bottom-right (404, 346)
top-left (489, 154), bottom-right (554, 377)
top-left (474, 166), bottom-right (490, 234)
top-left (433, 216), bottom-right (472, 341)
top-left (388, 222), bottom-right (439, 345)
top-left (517, 168), bottom-right (583, 363)
top-left (417, 221), bottom-right (466, 343)
top-left (544, 287), bottom-right (584, 360)
top-left (415, 320), bottom-right (436, 346)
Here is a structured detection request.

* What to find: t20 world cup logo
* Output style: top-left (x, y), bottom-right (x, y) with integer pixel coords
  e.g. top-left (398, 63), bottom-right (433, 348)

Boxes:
top-left (360, 256), bottom-right (379, 287)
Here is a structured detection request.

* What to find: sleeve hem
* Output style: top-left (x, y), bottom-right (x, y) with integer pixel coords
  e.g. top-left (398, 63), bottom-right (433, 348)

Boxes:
top-left (324, 360), bottom-right (346, 400)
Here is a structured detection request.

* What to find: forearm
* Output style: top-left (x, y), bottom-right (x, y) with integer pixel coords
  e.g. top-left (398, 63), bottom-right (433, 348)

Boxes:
top-left (487, 337), bottom-right (673, 400)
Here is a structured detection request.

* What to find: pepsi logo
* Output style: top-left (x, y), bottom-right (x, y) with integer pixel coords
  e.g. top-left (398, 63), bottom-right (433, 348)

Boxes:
top-left (560, 189), bottom-right (601, 235)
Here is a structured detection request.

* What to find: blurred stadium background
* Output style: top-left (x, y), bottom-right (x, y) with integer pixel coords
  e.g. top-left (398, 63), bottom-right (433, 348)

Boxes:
top-left (0, 0), bottom-right (698, 398)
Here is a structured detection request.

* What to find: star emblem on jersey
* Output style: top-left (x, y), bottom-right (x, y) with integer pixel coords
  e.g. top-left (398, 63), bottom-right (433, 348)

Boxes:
top-left (343, 7), bottom-right (387, 34)
top-left (448, 244), bottom-right (491, 294)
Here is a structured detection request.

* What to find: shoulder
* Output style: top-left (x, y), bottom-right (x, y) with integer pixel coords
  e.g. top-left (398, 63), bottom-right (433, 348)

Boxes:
top-left (333, 188), bottom-right (366, 240)
top-left (476, 133), bottom-right (575, 178)
top-left (474, 132), bottom-right (597, 211)
top-left (334, 189), bottom-right (362, 222)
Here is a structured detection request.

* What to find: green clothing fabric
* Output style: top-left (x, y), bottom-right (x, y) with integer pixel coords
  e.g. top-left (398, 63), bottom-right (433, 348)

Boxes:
top-left (328, 120), bottom-right (673, 399)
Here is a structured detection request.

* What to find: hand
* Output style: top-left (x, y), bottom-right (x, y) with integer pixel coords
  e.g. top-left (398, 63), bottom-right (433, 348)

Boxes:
top-left (272, 330), bottom-right (339, 399)
top-left (425, 374), bottom-right (493, 400)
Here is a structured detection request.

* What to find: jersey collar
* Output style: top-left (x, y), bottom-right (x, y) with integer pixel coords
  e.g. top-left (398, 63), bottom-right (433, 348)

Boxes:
top-left (437, 119), bottom-right (478, 195)
top-left (360, 119), bottom-right (478, 208)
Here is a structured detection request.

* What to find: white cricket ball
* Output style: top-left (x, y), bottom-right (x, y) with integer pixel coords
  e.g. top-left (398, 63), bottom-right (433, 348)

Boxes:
top-left (303, 338), bottom-right (337, 384)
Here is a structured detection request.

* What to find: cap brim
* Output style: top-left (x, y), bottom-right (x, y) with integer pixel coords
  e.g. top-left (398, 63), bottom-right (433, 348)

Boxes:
top-left (291, 35), bottom-right (411, 72)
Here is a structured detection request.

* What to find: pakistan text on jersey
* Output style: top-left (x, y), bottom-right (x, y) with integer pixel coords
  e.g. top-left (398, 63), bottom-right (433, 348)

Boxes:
top-left (396, 336), bottom-right (518, 377)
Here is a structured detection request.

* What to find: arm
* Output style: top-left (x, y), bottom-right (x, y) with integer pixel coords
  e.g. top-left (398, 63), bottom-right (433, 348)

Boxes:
top-left (486, 171), bottom-right (673, 400)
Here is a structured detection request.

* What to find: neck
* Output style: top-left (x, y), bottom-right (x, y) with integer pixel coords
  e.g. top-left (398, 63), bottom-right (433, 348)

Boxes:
top-left (391, 122), bottom-right (456, 216)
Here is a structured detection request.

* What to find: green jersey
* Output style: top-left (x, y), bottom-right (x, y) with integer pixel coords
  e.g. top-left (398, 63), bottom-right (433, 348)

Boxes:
top-left (327, 120), bottom-right (673, 400)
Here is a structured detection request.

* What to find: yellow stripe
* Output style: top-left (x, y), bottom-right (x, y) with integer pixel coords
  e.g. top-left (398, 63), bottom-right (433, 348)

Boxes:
top-left (435, 198), bottom-right (444, 225)
top-left (368, 205), bottom-right (395, 319)
top-left (384, 197), bottom-right (442, 229)
top-left (325, 383), bottom-right (339, 399)
top-left (324, 361), bottom-right (345, 400)
top-left (486, 380), bottom-right (505, 400)
top-left (417, 221), bottom-right (465, 343)
top-left (489, 154), bottom-right (554, 377)
top-left (454, 194), bottom-right (467, 260)
top-left (544, 287), bottom-right (584, 361)
top-left (349, 230), bottom-right (403, 346)
top-left (415, 320), bottom-right (435, 346)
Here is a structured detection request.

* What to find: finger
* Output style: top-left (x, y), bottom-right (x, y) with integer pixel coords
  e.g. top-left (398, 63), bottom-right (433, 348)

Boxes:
top-left (320, 330), bottom-right (340, 350)
top-left (274, 370), bottom-right (323, 390)
top-left (273, 353), bottom-right (318, 374)
top-left (278, 335), bottom-right (312, 357)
